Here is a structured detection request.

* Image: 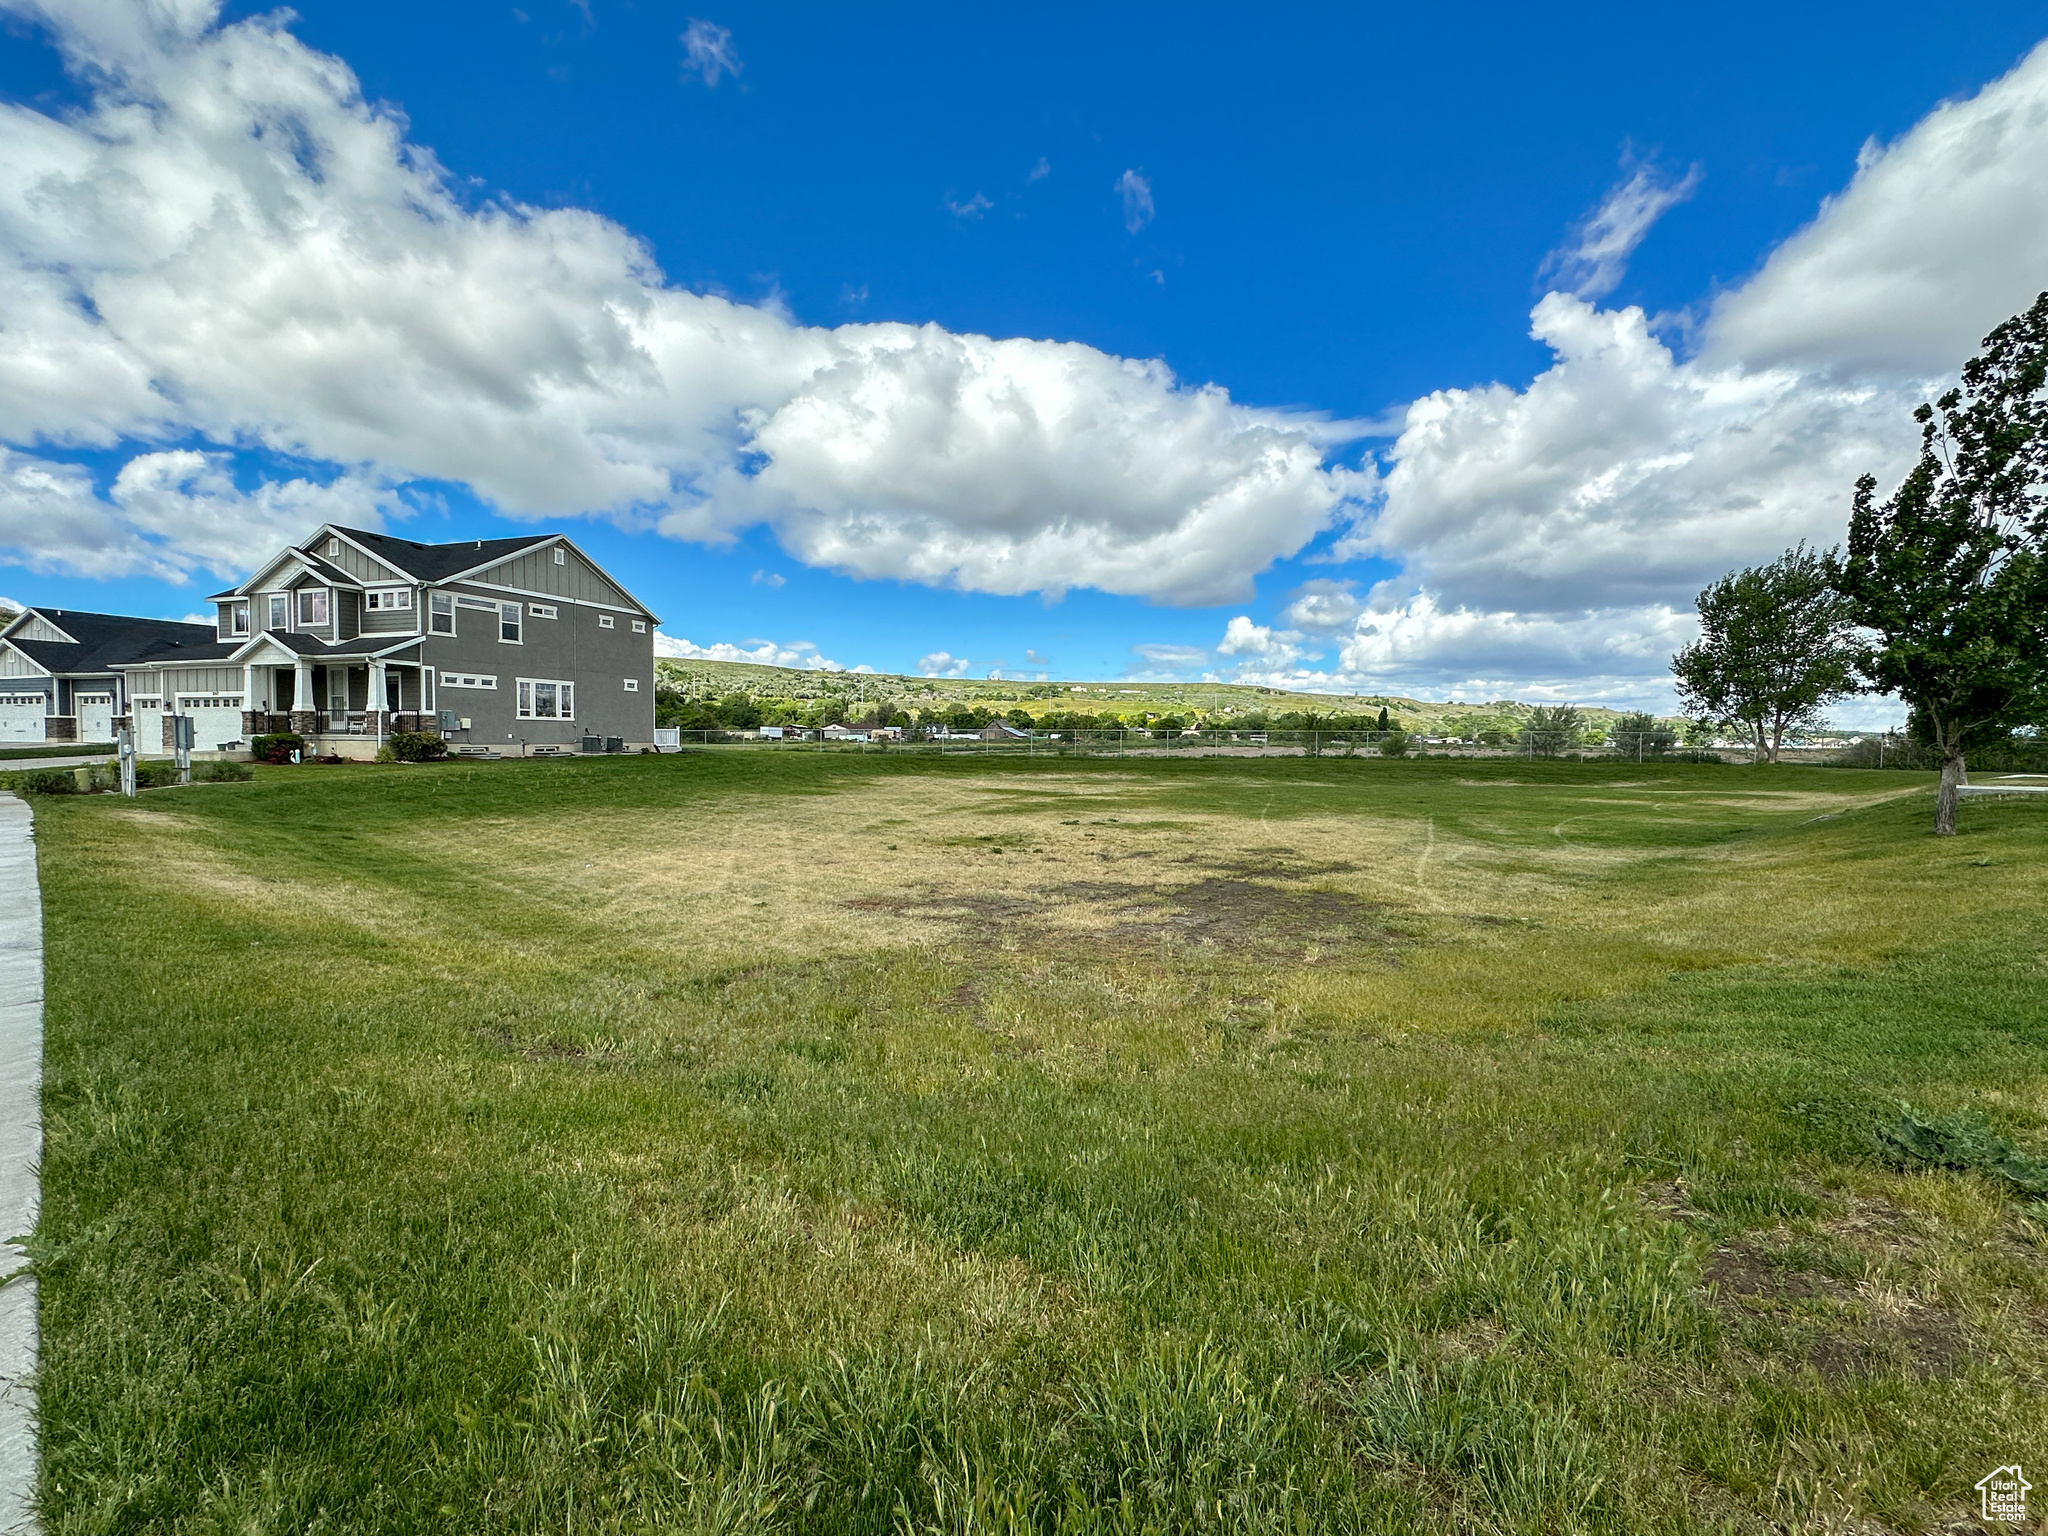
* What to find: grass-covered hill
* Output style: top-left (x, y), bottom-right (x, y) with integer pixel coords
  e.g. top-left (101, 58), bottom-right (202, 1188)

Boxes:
top-left (654, 654), bottom-right (1674, 736)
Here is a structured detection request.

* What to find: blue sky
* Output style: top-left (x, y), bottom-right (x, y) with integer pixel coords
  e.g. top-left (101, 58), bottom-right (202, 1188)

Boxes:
top-left (3, 1), bottom-right (2047, 707)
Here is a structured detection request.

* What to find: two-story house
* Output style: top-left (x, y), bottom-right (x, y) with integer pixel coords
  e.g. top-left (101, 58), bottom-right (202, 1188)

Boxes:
top-left (0, 525), bottom-right (659, 756)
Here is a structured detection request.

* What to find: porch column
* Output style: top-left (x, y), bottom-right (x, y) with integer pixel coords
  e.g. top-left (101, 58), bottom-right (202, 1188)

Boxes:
top-left (368, 660), bottom-right (388, 739)
top-left (290, 659), bottom-right (317, 737)
top-left (239, 663), bottom-right (263, 741)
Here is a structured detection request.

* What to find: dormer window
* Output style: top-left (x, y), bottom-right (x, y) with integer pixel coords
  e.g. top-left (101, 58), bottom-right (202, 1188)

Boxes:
top-left (365, 588), bottom-right (412, 611)
top-left (225, 602), bottom-right (249, 636)
top-left (298, 589), bottom-right (329, 625)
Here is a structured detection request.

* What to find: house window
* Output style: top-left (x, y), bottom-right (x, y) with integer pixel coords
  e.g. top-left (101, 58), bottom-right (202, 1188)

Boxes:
top-left (623, 678), bottom-right (640, 692)
top-left (441, 674), bottom-right (497, 690)
top-left (598, 614), bottom-right (615, 630)
top-left (528, 603), bottom-right (558, 620)
top-left (631, 620), bottom-right (647, 633)
top-left (268, 594), bottom-right (287, 630)
top-left (177, 696), bottom-right (244, 710)
top-left (366, 589), bottom-right (412, 610)
top-left (553, 547), bottom-right (566, 565)
top-left (499, 603), bottom-right (522, 643)
top-left (516, 678), bottom-right (575, 719)
top-left (327, 538), bottom-right (340, 556)
top-left (298, 589), bottom-right (329, 625)
top-left (429, 593), bottom-right (454, 634)
top-left (226, 603), bottom-right (249, 636)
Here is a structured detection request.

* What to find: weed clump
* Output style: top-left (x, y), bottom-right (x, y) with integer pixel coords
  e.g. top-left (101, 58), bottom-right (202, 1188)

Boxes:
top-left (1879, 1104), bottom-right (2048, 1201)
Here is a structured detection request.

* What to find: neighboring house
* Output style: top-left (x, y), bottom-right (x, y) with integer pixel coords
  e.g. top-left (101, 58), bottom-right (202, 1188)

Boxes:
top-left (0, 525), bottom-right (659, 756)
top-left (0, 609), bottom-right (220, 745)
top-left (978, 721), bottom-right (1030, 741)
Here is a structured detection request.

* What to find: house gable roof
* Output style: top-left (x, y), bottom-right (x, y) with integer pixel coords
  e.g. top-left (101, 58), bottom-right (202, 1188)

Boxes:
top-left (2, 610), bottom-right (220, 676)
top-left (328, 527), bottom-right (556, 584)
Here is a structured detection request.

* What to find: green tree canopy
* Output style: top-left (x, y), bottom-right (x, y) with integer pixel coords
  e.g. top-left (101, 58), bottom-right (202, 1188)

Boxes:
top-left (1671, 543), bottom-right (1857, 764)
top-left (1522, 704), bottom-right (1583, 757)
top-left (1841, 291), bottom-right (2048, 834)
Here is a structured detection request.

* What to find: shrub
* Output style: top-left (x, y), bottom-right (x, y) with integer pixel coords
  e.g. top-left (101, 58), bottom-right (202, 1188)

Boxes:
top-left (1379, 731), bottom-right (1409, 758)
top-left (11, 768), bottom-right (78, 795)
top-left (193, 759), bottom-right (254, 783)
top-left (251, 731), bottom-right (304, 765)
top-left (135, 760), bottom-right (181, 788)
top-left (389, 730), bottom-right (448, 762)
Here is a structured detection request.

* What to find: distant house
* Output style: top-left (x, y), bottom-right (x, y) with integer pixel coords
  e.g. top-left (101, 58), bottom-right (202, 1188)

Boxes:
top-left (0, 609), bottom-right (218, 745)
top-left (0, 524), bottom-right (660, 757)
top-left (979, 721), bottom-right (1030, 741)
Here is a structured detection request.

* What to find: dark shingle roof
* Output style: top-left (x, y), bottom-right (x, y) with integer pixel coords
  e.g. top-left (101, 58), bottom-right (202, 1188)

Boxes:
top-left (4, 611), bottom-right (220, 675)
top-left (337, 527), bottom-right (554, 584)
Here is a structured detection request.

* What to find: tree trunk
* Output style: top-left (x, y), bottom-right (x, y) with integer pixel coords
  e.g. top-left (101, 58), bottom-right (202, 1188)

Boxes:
top-left (1935, 752), bottom-right (1967, 836)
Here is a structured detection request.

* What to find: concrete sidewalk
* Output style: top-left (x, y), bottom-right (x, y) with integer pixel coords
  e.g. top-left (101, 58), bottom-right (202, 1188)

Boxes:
top-left (0, 794), bottom-right (40, 1532)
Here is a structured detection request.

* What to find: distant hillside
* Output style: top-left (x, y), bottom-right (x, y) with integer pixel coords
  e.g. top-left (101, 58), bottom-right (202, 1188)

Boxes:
top-left (652, 655), bottom-right (1677, 733)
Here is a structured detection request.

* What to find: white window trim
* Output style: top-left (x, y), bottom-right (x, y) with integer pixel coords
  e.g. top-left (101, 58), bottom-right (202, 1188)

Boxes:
top-left (553, 547), bottom-right (567, 565)
top-left (225, 602), bottom-right (250, 637)
top-left (429, 593), bottom-right (455, 635)
top-left (498, 602), bottom-right (522, 644)
top-left (515, 676), bottom-right (576, 720)
top-left (598, 614), bottom-right (615, 629)
top-left (366, 588), bottom-right (414, 611)
top-left (631, 619), bottom-right (647, 633)
top-left (440, 673), bottom-right (497, 690)
top-left (268, 594), bottom-right (288, 630)
top-left (297, 589), bottom-right (330, 625)
top-left (528, 603), bottom-right (558, 619)
top-left (623, 677), bottom-right (639, 692)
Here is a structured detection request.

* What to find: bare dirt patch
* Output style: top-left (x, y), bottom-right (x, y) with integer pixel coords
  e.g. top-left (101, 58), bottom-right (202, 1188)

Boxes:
top-left (1704, 1241), bottom-right (1966, 1381)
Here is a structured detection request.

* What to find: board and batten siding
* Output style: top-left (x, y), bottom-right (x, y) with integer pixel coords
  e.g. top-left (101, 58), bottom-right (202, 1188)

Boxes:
top-left (471, 546), bottom-right (641, 613)
top-left (7, 616), bottom-right (71, 643)
top-left (318, 537), bottom-right (408, 585)
top-left (161, 668), bottom-right (248, 696)
top-left (0, 648), bottom-right (47, 680)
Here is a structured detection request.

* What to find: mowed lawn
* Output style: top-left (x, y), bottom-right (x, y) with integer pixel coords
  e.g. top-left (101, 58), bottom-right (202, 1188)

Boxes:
top-left (24, 752), bottom-right (2048, 1534)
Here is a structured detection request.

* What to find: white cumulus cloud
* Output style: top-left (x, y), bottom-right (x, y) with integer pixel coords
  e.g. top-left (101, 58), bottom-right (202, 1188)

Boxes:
top-left (1325, 37), bottom-right (2048, 705)
top-left (0, 1), bottom-right (1358, 601)
top-left (916, 650), bottom-right (971, 677)
top-left (654, 634), bottom-right (850, 670)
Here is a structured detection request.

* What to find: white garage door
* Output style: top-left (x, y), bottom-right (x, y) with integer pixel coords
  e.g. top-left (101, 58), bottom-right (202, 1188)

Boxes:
top-left (176, 696), bottom-right (246, 751)
top-left (76, 693), bottom-right (114, 743)
top-left (0, 694), bottom-right (46, 743)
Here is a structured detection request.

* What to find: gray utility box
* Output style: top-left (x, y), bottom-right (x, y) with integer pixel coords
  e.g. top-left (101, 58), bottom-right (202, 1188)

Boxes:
top-left (437, 710), bottom-right (461, 731)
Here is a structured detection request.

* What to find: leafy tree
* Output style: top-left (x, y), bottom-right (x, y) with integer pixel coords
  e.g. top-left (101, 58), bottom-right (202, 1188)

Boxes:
top-left (1609, 712), bottom-right (1677, 760)
top-left (1522, 704), bottom-right (1583, 757)
top-left (1841, 292), bottom-right (2048, 834)
top-left (1671, 543), bottom-right (1858, 764)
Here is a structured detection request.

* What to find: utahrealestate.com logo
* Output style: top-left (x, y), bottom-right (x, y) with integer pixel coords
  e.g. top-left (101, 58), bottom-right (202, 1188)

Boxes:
top-left (1977, 1465), bottom-right (2030, 1524)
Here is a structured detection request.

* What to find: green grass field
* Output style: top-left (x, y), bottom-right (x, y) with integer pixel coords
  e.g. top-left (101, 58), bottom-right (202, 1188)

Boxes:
top-left (25, 753), bottom-right (2048, 1533)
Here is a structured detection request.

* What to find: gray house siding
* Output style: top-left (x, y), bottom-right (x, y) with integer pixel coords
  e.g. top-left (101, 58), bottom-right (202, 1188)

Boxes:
top-left (361, 601), bottom-right (416, 635)
top-left (319, 536), bottom-right (408, 584)
top-left (471, 546), bottom-right (635, 610)
top-left (424, 588), bottom-right (652, 747)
